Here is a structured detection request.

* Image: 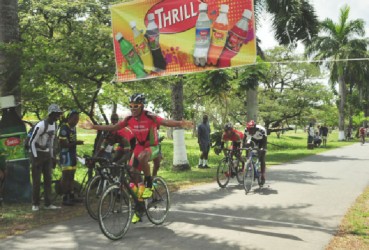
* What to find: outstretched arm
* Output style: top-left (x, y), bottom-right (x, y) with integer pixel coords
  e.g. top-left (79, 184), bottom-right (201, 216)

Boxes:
top-left (160, 119), bottom-right (193, 129)
top-left (81, 119), bottom-right (122, 131)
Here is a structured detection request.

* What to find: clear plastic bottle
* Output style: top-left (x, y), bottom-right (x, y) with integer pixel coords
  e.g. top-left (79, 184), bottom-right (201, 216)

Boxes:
top-left (193, 2), bottom-right (211, 67)
top-left (130, 21), bottom-right (155, 74)
top-left (145, 13), bottom-right (167, 72)
top-left (218, 9), bottom-right (253, 68)
top-left (207, 4), bottom-right (229, 66)
top-left (115, 32), bottom-right (147, 78)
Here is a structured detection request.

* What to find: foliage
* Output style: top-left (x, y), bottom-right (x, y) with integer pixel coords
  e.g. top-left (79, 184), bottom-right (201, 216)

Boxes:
top-left (18, 0), bottom-right (118, 122)
top-left (255, 47), bottom-right (327, 129)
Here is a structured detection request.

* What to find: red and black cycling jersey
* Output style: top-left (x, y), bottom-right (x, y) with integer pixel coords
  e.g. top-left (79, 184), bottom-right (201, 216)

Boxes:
top-left (359, 127), bottom-right (366, 136)
top-left (118, 110), bottom-right (163, 147)
top-left (221, 129), bottom-right (244, 149)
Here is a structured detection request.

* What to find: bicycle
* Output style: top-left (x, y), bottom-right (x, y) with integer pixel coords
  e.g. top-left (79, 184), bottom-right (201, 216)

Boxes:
top-left (243, 146), bottom-right (266, 194)
top-left (81, 156), bottom-right (120, 220)
top-left (216, 148), bottom-right (246, 188)
top-left (98, 162), bottom-right (170, 240)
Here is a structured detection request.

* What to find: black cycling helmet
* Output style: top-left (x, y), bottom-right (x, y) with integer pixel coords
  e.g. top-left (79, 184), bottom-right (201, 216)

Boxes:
top-left (129, 93), bottom-right (146, 104)
top-left (224, 123), bottom-right (233, 131)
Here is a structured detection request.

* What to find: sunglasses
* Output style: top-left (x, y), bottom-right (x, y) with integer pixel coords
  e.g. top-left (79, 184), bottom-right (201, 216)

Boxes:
top-left (129, 104), bottom-right (142, 109)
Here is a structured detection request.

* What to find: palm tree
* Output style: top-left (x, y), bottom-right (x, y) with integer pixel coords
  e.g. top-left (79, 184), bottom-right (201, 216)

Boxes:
top-left (306, 5), bottom-right (368, 140)
top-left (0, 0), bottom-right (21, 106)
top-left (246, 0), bottom-right (319, 122)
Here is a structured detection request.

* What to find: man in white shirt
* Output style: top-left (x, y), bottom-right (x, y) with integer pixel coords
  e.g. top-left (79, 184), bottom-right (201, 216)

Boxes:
top-left (29, 104), bottom-right (62, 211)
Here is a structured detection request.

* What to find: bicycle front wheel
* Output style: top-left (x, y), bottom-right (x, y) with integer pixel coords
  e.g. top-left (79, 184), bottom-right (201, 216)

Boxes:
top-left (85, 175), bottom-right (107, 220)
top-left (145, 176), bottom-right (170, 225)
top-left (98, 184), bottom-right (132, 240)
top-left (243, 161), bottom-right (254, 194)
top-left (217, 159), bottom-right (230, 188)
top-left (235, 160), bottom-right (244, 185)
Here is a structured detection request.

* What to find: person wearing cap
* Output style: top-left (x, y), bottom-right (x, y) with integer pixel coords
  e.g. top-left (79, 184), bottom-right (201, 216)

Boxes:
top-left (58, 110), bottom-right (84, 206)
top-left (29, 104), bottom-right (63, 211)
top-left (244, 120), bottom-right (267, 185)
top-left (82, 93), bottom-right (193, 224)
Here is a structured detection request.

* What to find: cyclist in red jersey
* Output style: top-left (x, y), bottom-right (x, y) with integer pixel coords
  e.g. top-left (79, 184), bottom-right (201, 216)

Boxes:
top-left (82, 93), bottom-right (193, 199)
top-left (220, 123), bottom-right (245, 174)
top-left (359, 124), bottom-right (368, 144)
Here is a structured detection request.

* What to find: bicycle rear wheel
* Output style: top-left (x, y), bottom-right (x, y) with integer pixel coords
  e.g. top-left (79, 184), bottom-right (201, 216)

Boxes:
top-left (216, 159), bottom-right (230, 188)
top-left (145, 176), bottom-right (170, 225)
top-left (85, 175), bottom-right (108, 220)
top-left (243, 161), bottom-right (254, 194)
top-left (98, 184), bottom-right (132, 240)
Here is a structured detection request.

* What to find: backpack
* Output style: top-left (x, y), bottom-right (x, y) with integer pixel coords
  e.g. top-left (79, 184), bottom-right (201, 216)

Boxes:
top-left (24, 120), bottom-right (60, 157)
top-left (24, 120), bottom-right (48, 151)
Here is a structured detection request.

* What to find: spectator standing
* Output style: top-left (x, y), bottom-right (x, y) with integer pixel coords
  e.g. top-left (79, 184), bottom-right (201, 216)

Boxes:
top-left (29, 104), bottom-right (63, 211)
top-left (59, 110), bottom-right (84, 206)
top-left (319, 123), bottom-right (329, 147)
top-left (197, 115), bottom-right (211, 169)
top-left (307, 123), bottom-right (314, 144)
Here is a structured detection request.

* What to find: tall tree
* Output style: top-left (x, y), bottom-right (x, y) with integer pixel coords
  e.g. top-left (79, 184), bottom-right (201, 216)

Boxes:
top-left (306, 5), bottom-right (368, 140)
top-left (171, 76), bottom-right (190, 171)
top-left (0, 0), bottom-right (21, 107)
top-left (246, 0), bottom-right (319, 122)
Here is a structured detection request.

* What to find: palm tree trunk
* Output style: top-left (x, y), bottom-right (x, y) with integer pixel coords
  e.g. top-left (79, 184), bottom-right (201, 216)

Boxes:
top-left (0, 0), bottom-right (21, 108)
top-left (338, 75), bottom-right (346, 141)
top-left (247, 86), bottom-right (258, 122)
top-left (171, 77), bottom-right (190, 171)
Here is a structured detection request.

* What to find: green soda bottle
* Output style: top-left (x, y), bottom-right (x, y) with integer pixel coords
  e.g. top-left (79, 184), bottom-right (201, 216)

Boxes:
top-left (115, 32), bottom-right (147, 79)
top-left (0, 95), bottom-right (32, 203)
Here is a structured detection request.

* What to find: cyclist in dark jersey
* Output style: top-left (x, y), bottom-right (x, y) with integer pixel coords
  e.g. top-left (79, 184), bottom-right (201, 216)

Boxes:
top-left (243, 120), bottom-right (267, 185)
top-left (83, 93), bottom-right (193, 199)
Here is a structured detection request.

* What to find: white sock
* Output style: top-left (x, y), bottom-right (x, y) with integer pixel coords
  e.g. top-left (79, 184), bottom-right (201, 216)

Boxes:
top-left (203, 160), bottom-right (207, 166)
top-left (199, 159), bottom-right (203, 165)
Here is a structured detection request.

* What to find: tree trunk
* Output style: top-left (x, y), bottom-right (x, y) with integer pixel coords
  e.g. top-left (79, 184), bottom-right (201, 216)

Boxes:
top-left (247, 86), bottom-right (258, 122)
top-left (171, 77), bottom-right (190, 171)
top-left (338, 75), bottom-right (346, 141)
top-left (0, 0), bottom-right (21, 111)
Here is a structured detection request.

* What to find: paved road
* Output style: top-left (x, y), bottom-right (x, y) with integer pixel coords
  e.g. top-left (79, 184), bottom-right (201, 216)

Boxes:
top-left (2, 143), bottom-right (369, 250)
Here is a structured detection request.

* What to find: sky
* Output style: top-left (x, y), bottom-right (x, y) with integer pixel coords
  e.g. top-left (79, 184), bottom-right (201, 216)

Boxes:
top-left (257, 0), bottom-right (369, 50)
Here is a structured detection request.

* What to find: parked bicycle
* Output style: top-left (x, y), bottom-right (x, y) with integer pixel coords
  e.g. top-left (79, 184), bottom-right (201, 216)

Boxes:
top-left (98, 162), bottom-right (170, 240)
top-left (243, 145), bottom-right (266, 194)
top-left (216, 148), bottom-right (246, 188)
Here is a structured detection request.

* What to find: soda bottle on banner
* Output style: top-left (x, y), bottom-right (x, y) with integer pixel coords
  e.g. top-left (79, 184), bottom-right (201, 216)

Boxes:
top-left (145, 13), bottom-right (167, 72)
top-left (0, 95), bottom-right (32, 203)
top-left (218, 9), bottom-right (253, 68)
top-left (207, 4), bottom-right (229, 66)
top-left (193, 2), bottom-right (211, 67)
top-left (130, 21), bottom-right (155, 74)
top-left (115, 32), bottom-right (147, 78)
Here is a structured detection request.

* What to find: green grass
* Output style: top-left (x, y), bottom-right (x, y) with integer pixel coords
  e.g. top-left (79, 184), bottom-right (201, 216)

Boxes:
top-left (327, 186), bottom-right (369, 249)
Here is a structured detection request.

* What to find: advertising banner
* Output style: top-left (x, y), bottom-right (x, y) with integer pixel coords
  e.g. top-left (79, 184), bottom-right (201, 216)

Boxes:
top-left (111, 0), bottom-right (256, 82)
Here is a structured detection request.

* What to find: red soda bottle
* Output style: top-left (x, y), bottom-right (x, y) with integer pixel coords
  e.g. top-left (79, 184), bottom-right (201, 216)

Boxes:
top-left (218, 9), bottom-right (253, 68)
